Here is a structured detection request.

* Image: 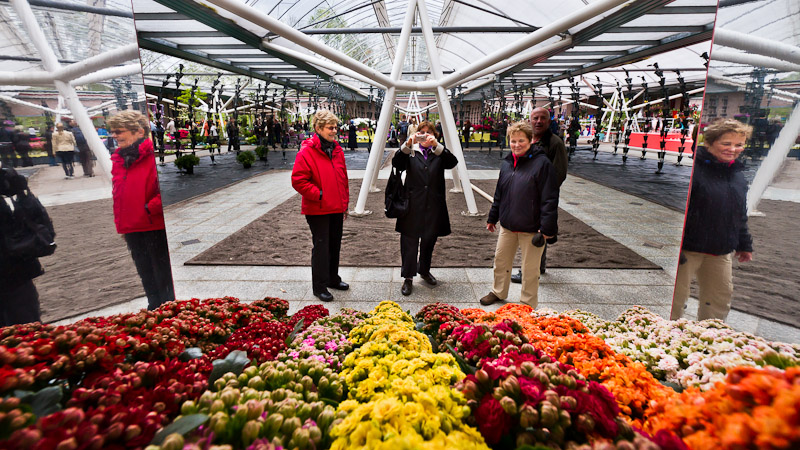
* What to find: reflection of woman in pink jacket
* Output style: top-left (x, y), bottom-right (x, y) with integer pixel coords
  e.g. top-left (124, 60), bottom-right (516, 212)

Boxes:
top-left (108, 111), bottom-right (174, 310)
top-left (291, 110), bottom-right (349, 302)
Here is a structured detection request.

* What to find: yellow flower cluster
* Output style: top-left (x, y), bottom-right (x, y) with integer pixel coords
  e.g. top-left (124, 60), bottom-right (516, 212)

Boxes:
top-left (348, 301), bottom-right (416, 346)
top-left (331, 302), bottom-right (489, 450)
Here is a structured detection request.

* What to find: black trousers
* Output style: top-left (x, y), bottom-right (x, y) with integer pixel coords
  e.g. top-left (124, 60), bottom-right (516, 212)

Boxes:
top-left (306, 213), bottom-right (344, 294)
top-left (125, 229), bottom-right (175, 310)
top-left (57, 151), bottom-right (74, 176)
top-left (400, 233), bottom-right (437, 279)
top-left (0, 279), bottom-right (41, 327)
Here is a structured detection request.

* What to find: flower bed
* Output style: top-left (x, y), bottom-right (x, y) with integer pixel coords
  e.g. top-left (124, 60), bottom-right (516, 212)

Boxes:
top-left (0, 298), bottom-right (797, 450)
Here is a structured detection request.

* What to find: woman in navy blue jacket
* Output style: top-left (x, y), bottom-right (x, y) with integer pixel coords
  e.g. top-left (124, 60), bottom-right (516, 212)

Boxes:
top-left (671, 118), bottom-right (753, 321)
top-left (480, 121), bottom-right (559, 307)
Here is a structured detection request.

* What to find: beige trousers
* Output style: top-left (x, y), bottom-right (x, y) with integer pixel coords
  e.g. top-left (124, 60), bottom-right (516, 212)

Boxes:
top-left (671, 250), bottom-right (734, 321)
top-left (492, 225), bottom-right (545, 307)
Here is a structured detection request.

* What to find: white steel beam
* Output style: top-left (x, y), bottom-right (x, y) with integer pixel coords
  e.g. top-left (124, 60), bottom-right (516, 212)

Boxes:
top-left (438, 0), bottom-right (630, 88)
top-left (11, 0), bottom-right (113, 179)
top-left (71, 64), bottom-right (143, 86)
top-left (418, 0), bottom-right (478, 214)
top-left (204, 0), bottom-right (393, 89)
top-left (711, 48), bottom-right (800, 73)
top-left (748, 100), bottom-right (800, 214)
top-left (714, 28), bottom-right (800, 66)
top-left (353, 0), bottom-right (419, 215)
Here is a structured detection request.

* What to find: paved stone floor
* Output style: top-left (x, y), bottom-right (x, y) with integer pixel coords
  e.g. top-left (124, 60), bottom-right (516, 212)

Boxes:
top-left (26, 144), bottom-right (798, 344)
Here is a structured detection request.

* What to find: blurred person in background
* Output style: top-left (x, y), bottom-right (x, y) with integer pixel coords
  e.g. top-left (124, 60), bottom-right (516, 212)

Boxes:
top-left (53, 122), bottom-right (76, 178)
top-left (108, 110), bottom-right (175, 311)
top-left (12, 125), bottom-right (33, 167)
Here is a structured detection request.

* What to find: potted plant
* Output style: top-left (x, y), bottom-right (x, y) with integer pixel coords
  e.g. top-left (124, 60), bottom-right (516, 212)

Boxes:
top-left (174, 154), bottom-right (200, 174)
top-left (254, 145), bottom-right (269, 161)
top-left (237, 150), bottom-right (256, 169)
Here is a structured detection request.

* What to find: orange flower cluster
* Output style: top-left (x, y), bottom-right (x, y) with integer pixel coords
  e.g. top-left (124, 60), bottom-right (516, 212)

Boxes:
top-left (645, 366), bottom-right (800, 450)
top-left (464, 304), bottom-right (675, 427)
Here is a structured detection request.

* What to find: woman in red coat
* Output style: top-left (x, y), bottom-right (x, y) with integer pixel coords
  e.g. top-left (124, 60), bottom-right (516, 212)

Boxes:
top-left (291, 110), bottom-right (349, 302)
top-left (108, 110), bottom-right (175, 310)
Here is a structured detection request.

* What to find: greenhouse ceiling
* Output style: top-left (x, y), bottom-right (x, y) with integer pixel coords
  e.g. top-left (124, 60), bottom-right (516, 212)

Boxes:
top-left (132, 0), bottom-right (717, 101)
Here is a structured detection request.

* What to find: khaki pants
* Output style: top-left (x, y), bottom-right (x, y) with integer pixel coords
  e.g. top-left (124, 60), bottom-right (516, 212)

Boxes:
top-left (671, 250), bottom-right (733, 321)
top-left (492, 225), bottom-right (545, 307)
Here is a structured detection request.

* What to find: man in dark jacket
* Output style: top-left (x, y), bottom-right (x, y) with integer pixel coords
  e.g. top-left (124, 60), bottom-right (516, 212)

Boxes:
top-left (392, 121), bottom-right (458, 296)
top-left (671, 119), bottom-right (753, 321)
top-left (511, 107), bottom-right (568, 283)
top-left (70, 121), bottom-right (93, 177)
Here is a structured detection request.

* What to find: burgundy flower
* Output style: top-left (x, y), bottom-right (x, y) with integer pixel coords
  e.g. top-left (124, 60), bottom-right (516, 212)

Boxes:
top-left (474, 393), bottom-right (512, 445)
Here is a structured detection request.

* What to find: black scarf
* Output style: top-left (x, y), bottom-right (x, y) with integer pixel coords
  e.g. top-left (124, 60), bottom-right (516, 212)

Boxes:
top-left (118, 138), bottom-right (145, 168)
top-left (318, 133), bottom-right (335, 159)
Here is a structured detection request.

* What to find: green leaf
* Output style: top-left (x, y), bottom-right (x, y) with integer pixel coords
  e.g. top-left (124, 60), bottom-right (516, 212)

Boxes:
top-left (14, 386), bottom-right (62, 418)
top-left (320, 397), bottom-right (339, 408)
top-left (178, 348), bottom-right (204, 362)
top-left (445, 343), bottom-right (477, 375)
top-left (658, 380), bottom-right (684, 393)
top-left (208, 359), bottom-right (234, 385)
top-left (150, 414), bottom-right (209, 445)
top-left (285, 319), bottom-right (305, 346)
top-left (226, 350), bottom-right (251, 375)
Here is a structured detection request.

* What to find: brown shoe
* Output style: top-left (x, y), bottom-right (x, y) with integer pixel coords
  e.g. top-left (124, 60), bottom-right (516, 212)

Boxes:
top-left (480, 292), bottom-right (503, 306)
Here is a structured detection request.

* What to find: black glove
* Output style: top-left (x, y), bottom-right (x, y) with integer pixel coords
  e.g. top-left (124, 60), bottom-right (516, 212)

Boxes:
top-left (531, 232), bottom-right (545, 248)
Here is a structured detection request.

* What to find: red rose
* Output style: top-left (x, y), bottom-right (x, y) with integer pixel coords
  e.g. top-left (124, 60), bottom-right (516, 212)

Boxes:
top-left (474, 393), bottom-right (512, 445)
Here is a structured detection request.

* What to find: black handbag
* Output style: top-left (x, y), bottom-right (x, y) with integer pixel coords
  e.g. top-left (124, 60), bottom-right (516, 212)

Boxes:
top-left (384, 166), bottom-right (409, 218)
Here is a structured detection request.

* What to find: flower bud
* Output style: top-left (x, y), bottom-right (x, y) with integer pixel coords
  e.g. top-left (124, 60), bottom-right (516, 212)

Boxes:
top-left (475, 369), bottom-right (490, 386)
top-left (576, 413), bottom-right (596, 433)
top-left (315, 409), bottom-right (334, 431)
top-left (281, 417), bottom-right (302, 436)
top-left (212, 414), bottom-right (230, 437)
top-left (161, 433), bottom-right (184, 450)
top-left (264, 413), bottom-right (284, 438)
top-left (519, 404), bottom-right (539, 428)
top-left (220, 389), bottom-right (239, 407)
top-left (248, 376), bottom-right (265, 391)
top-left (210, 399), bottom-right (226, 414)
top-left (561, 396), bottom-right (577, 410)
top-left (539, 403), bottom-right (559, 428)
top-left (292, 427), bottom-right (310, 449)
top-left (544, 390), bottom-right (559, 405)
top-left (499, 396), bottom-right (518, 416)
top-left (242, 420), bottom-right (261, 446)
top-left (501, 376), bottom-right (521, 399)
top-left (55, 437), bottom-right (78, 450)
top-left (616, 441), bottom-right (636, 450)
top-left (515, 431), bottom-right (535, 447)
top-left (559, 409), bottom-right (571, 428)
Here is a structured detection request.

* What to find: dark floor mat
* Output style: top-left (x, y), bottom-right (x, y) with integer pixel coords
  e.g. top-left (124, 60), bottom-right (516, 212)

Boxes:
top-left (187, 179), bottom-right (659, 270)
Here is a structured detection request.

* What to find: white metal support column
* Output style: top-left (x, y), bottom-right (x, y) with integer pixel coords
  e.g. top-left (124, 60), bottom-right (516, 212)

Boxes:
top-left (417, 0), bottom-right (478, 214)
top-left (748, 100), bottom-right (800, 215)
top-left (11, 0), bottom-right (113, 178)
top-left (352, 0), bottom-right (418, 215)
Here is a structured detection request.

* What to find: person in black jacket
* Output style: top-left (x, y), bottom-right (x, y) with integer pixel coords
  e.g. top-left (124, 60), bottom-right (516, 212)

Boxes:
top-left (348, 120), bottom-right (358, 151)
top-left (0, 168), bottom-right (43, 326)
top-left (511, 107), bottom-right (568, 282)
top-left (480, 121), bottom-right (559, 307)
top-left (671, 119), bottom-right (753, 321)
top-left (393, 120), bottom-right (458, 296)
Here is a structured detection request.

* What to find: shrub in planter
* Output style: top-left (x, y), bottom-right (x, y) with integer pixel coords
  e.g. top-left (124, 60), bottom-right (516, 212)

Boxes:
top-left (254, 145), bottom-right (269, 161)
top-left (237, 151), bottom-right (256, 168)
top-left (174, 154), bottom-right (200, 174)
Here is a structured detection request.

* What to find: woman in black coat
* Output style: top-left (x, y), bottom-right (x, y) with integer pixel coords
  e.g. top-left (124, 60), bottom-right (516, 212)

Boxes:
top-left (348, 120), bottom-right (358, 151)
top-left (392, 120), bottom-right (458, 296)
top-left (671, 118), bottom-right (753, 321)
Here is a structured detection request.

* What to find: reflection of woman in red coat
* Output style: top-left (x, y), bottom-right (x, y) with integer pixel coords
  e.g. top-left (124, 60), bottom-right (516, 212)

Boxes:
top-left (291, 110), bottom-right (349, 302)
top-left (109, 111), bottom-right (175, 310)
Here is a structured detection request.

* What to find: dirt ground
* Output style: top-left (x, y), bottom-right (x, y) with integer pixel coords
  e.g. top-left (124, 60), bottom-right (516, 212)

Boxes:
top-left (188, 179), bottom-right (658, 270)
top-left (729, 199), bottom-right (800, 328)
top-left (35, 198), bottom-right (144, 322)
